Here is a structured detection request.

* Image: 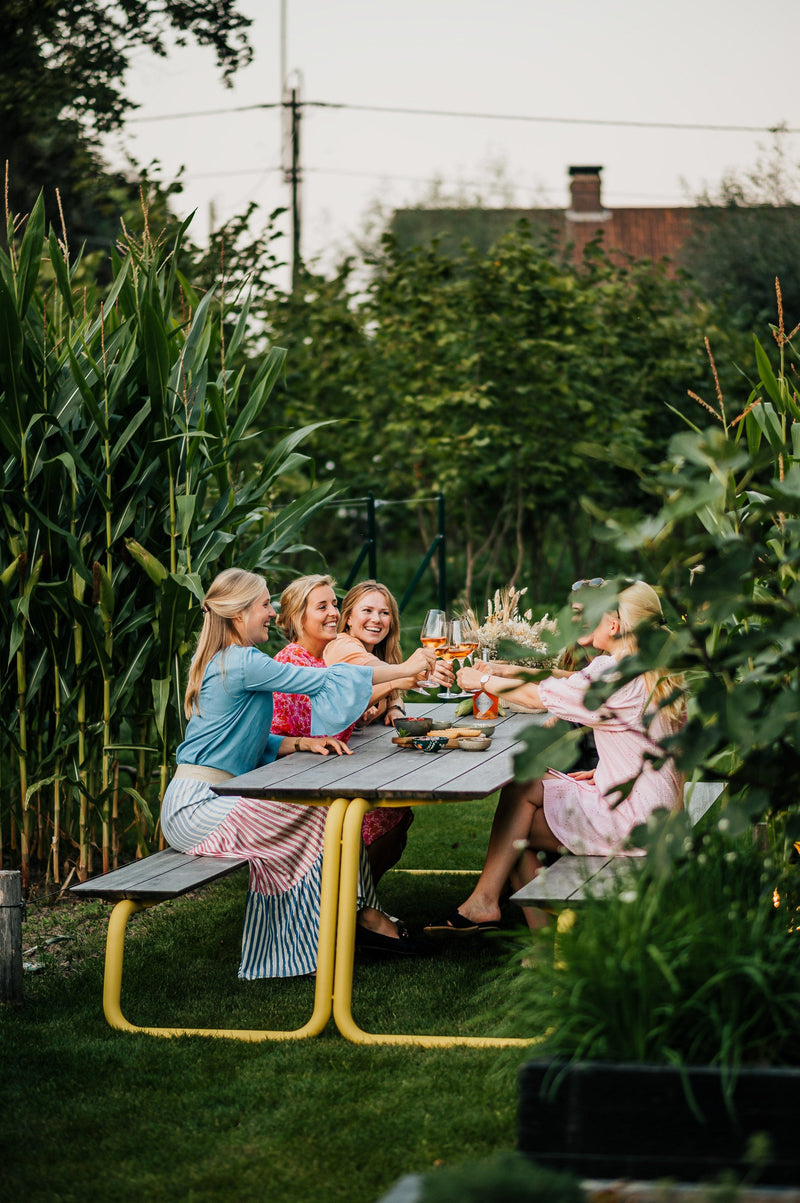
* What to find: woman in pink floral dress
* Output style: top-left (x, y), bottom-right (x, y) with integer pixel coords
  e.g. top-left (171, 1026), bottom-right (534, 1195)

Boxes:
top-left (322, 580), bottom-right (453, 880)
top-left (273, 576), bottom-right (452, 882)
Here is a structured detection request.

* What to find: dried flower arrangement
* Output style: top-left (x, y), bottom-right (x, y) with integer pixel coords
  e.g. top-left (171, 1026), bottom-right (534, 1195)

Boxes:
top-left (462, 587), bottom-right (561, 668)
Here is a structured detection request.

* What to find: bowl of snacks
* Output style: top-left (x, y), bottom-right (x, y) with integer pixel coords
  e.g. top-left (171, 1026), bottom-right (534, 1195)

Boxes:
top-left (457, 736), bottom-right (492, 751)
top-left (392, 716), bottom-right (433, 737)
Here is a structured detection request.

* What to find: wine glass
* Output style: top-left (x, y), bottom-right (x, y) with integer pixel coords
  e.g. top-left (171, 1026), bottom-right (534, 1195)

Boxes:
top-left (436, 617), bottom-right (479, 700)
top-left (419, 609), bottom-right (446, 686)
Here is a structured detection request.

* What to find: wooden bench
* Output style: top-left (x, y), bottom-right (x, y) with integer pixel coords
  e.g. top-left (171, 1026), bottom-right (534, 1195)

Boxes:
top-left (510, 781), bottom-right (725, 909)
top-left (70, 848), bottom-right (247, 904)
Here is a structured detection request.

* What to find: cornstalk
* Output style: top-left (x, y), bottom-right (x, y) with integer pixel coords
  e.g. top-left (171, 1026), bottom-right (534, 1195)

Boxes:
top-left (72, 494), bottom-right (88, 880)
top-left (51, 614), bottom-right (62, 884)
top-left (15, 630), bottom-right (29, 889)
top-left (98, 303), bottom-right (115, 873)
top-left (35, 732), bottom-right (44, 861)
top-left (112, 758), bottom-right (120, 868)
top-left (136, 719), bottom-right (149, 856)
top-left (16, 552), bottom-right (43, 890)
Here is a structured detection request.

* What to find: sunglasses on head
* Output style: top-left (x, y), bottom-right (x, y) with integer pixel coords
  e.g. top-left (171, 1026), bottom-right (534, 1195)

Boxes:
top-left (571, 577), bottom-right (606, 591)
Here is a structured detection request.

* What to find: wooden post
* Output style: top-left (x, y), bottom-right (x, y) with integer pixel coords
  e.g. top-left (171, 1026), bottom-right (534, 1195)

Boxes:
top-left (0, 870), bottom-right (24, 1005)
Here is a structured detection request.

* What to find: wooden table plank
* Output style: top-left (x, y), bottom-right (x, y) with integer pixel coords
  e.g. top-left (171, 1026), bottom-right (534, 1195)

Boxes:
top-left (214, 709), bottom-right (537, 804)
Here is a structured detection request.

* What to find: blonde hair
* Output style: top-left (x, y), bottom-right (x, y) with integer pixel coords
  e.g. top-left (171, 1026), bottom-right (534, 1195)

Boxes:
top-left (337, 580), bottom-right (402, 664)
top-left (276, 574), bottom-right (336, 643)
top-left (615, 581), bottom-right (686, 727)
top-left (184, 568), bottom-right (268, 718)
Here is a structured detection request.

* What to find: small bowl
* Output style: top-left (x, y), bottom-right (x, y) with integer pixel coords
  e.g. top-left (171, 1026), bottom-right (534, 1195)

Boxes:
top-left (411, 735), bottom-right (449, 753)
top-left (458, 737), bottom-right (492, 751)
top-left (393, 716), bottom-right (433, 737)
top-left (429, 718), bottom-right (453, 731)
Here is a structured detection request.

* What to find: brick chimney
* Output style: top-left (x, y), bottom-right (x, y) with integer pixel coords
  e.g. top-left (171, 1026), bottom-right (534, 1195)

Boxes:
top-left (567, 166), bottom-right (609, 221)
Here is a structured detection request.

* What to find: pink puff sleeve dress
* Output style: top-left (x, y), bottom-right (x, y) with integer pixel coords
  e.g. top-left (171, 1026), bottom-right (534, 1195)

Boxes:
top-left (536, 654), bottom-right (683, 855)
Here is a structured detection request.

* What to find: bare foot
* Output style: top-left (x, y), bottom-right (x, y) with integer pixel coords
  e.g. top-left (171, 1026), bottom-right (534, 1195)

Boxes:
top-left (453, 898), bottom-right (502, 927)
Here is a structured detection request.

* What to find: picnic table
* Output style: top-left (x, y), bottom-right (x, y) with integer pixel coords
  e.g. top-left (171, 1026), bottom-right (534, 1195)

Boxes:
top-left (214, 699), bottom-right (540, 1048)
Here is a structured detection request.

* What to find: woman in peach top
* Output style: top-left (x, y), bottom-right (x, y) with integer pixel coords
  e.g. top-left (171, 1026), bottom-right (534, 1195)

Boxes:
top-left (323, 580), bottom-right (453, 880)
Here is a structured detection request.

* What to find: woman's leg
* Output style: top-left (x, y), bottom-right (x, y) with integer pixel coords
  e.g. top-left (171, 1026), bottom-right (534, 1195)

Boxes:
top-left (365, 809), bottom-right (413, 885)
top-left (451, 777), bottom-right (561, 926)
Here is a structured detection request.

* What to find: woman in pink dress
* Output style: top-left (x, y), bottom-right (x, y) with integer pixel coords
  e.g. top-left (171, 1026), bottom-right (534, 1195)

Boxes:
top-left (425, 580), bottom-right (686, 935)
top-left (272, 576), bottom-right (452, 883)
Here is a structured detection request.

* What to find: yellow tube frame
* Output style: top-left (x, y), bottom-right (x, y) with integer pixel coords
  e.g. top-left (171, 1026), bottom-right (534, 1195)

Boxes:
top-left (332, 797), bottom-right (537, 1048)
top-left (100, 797), bottom-right (349, 1041)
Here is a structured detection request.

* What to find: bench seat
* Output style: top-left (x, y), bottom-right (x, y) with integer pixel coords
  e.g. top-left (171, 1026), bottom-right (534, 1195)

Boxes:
top-left (70, 848), bottom-right (247, 902)
top-left (68, 797), bottom-right (355, 1042)
top-left (511, 781), bottom-right (724, 908)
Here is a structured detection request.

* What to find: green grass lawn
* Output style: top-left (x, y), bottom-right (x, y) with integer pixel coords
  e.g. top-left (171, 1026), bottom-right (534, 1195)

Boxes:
top-left (2, 797), bottom-right (546, 1203)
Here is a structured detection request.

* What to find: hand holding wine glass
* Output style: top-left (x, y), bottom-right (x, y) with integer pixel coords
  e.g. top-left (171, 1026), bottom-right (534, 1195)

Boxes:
top-left (419, 609), bottom-right (446, 687)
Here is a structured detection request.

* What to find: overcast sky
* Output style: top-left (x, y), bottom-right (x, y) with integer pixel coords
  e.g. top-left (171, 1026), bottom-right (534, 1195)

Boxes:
top-left (108, 0), bottom-right (800, 276)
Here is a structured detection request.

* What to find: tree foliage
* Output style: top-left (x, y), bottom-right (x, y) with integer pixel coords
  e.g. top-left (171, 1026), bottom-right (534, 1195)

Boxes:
top-left (682, 133), bottom-right (800, 331)
top-left (515, 284), bottom-right (800, 839)
top-left (1, 0), bottom-right (252, 247)
top-left (268, 224), bottom-right (725, 610)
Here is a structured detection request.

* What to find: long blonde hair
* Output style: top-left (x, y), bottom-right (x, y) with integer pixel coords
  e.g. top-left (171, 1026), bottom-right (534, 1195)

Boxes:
top-left (184, 568), bottom-right (268, 718)
top-left (337, 580), bottom-right (402, 664)
top-left (276, 574), bottom-right (336, 643)
top-left (615, 581), bottom-right (686, 727)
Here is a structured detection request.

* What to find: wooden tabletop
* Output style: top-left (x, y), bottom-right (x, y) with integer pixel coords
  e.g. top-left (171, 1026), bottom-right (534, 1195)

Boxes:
top-left (214, 701), bottom-right (542, 804)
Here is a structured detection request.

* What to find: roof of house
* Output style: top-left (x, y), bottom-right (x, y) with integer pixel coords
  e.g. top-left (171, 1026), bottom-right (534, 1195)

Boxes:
top-left (391, 166), bottom-right (694, 268)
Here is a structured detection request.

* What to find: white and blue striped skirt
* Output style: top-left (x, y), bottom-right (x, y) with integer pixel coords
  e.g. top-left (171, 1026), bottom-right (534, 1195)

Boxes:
top-left (161, 776), bottom-right (378, 978)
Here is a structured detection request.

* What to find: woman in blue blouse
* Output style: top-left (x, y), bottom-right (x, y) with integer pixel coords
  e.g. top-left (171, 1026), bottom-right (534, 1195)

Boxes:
top-left (161, 568), bottom-right (433, 977)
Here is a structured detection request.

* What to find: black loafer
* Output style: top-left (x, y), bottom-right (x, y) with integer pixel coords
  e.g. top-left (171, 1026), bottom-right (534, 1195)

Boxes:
top-left (355, 919), bottom-right (418, 956)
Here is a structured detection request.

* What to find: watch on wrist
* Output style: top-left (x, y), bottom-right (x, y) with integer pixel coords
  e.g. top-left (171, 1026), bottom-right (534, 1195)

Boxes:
top-left (479, 673), bottom-right (491, 687)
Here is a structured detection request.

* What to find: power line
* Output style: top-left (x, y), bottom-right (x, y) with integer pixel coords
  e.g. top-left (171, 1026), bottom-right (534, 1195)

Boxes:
top-left (313, 101), bottom-right (796, 136)
top-left (128, 102), bottom-right (280, 122)
top-left (126, 98), bottom-right (798, 136)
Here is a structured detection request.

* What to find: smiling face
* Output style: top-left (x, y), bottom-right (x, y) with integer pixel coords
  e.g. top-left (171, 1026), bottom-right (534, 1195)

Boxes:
top-left (345, 589), bottom-right (393, 652)
top-left (299, 584), bottom-right (340, 657)
top-left (233, 588), bottom-right (276, 647)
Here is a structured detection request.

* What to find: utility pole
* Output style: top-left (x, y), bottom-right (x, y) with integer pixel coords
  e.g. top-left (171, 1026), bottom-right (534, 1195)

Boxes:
top-left (286, 84), bottom-right (302, 290)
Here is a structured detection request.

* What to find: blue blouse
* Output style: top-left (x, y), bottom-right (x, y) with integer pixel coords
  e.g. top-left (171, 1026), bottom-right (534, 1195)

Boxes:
top-left (176, 645), bottom-right (373, 777)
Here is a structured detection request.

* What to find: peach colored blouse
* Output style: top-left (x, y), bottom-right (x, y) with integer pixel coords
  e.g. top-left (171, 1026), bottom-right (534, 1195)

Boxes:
top-left (322, 633), bottom-right (416, 717)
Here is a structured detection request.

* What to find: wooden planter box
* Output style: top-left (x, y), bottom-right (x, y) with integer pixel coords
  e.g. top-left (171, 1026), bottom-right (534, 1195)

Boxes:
top-left (518, 1060), bottom-right (800, 1185)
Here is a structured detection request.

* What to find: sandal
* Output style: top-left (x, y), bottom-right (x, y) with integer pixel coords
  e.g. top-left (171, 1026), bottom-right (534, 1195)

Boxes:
top-left (422, 910), bottom-right (501, 938)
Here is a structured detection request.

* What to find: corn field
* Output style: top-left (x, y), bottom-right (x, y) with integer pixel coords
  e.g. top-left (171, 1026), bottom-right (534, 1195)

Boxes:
top-left (0, 196), bottom-right (334, 891)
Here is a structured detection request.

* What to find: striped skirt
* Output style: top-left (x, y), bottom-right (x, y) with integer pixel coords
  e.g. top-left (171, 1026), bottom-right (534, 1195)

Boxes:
top-left (161, 776), bottom-right (378, 978)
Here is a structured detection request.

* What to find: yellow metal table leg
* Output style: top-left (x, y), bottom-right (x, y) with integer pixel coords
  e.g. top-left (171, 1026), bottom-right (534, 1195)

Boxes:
top-left (332, 798), bottom-right (536, 1048)
top-left (101, 797), bottom-right (349, 1041)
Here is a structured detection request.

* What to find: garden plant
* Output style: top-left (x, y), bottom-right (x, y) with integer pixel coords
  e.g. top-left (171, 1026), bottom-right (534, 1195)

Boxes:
top-left (504, 285), bottom-right (800, 1087)
top-left (0, 194), bottom-right (335, 890)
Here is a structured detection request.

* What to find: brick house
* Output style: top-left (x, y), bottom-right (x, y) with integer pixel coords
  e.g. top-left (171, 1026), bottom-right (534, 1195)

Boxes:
top-left (391, 165), bottom-right (693, 268)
